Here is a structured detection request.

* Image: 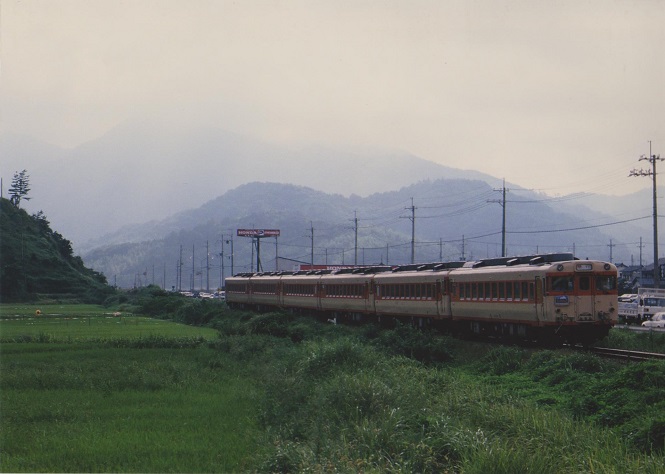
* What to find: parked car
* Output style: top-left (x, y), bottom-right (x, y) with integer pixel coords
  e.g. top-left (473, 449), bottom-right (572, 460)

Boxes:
top-left (642, 312), bottom-right (665, 328)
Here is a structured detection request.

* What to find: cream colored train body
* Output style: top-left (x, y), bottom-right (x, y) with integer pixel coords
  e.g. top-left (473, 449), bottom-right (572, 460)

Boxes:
top-left (226, 254), bottom-right (617, 345)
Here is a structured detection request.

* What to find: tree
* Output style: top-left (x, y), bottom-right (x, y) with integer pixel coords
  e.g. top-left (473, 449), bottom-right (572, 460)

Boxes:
top-left (9, 170), bottom-right (31, 208)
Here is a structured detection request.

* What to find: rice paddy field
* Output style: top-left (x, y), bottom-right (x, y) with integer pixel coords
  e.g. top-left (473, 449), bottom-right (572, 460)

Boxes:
top-left (0, 303), bottom-right (219, 341)
top-left (0, 303), bottom-right (261, 472)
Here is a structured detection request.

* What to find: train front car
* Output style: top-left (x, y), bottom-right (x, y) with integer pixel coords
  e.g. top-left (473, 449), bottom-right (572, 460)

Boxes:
top-left (450, 256), bottom-right (618, 345)
top-left (543, 260), bottom-right (617, 345)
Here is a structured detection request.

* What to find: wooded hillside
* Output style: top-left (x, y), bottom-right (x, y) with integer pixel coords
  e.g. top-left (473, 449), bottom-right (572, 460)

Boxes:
top-left (0, 198), bottom-right (113, 302)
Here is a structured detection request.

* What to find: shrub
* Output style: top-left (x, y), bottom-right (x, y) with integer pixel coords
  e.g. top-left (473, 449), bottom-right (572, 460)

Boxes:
top-left (373, 322), bottom-right (453, 364)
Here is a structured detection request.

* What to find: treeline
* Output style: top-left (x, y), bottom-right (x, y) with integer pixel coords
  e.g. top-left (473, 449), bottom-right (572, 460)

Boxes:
top-left (0, 198), bottom-right (114, 302)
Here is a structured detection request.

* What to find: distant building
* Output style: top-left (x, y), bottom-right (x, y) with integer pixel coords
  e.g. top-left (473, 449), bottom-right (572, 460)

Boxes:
top-left (639, 258), bottom-right (665, 289)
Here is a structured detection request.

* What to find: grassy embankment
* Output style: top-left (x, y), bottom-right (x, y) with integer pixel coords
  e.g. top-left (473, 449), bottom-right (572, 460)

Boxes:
top-left (2, 295), bottom-right (665, 472)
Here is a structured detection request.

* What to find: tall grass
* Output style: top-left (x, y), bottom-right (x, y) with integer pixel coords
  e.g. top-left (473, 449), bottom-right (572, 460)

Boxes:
top-left (1, 343), bottom-right (262, 472)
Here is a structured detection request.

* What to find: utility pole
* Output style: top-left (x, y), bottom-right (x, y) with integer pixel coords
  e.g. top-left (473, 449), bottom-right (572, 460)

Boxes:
top-left (402, 198), bottom-right (417, 264)
top-left (250, 237), bottom-right (254, 272)
top-left (219, 237), bottom-right (224, 289)
top-left (629, 141), bottom-right (663, 287)
top-left (354, 210), bottom-right (358, 266)
top-left (488, 178), bottom-right (509, 257)
top-left (225, 237), bottom-right (234, 277)
top-left (639, 237), bottom-right (644, 267)
top-left (179, 245), bottom-right (183, 291)
top-left (275, 236), bottom-right (279, 271)
top-left (255, 237), bottom-right (263, 272)
top-left (310, 222), bottom-right (314, 267)
top-left (608, 239), bottom-right (615, 263)
top-left (206, 240), bottom-right (210, 291)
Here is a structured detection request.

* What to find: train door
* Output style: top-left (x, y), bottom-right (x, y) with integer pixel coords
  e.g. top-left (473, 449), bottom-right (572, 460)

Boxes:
top-left (368, 280), bottom-right (376, 314)
top-left (575, 274), bottom-right (594, 317)
top-left (436, 279), bottom-right (445, 316)
top-left (535, 276), bottom-right (544, 322)
top-left (316, 282), bottom-right (323, 311)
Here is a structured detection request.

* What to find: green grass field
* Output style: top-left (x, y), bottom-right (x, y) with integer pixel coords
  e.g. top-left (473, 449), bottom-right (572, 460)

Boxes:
top-left (3, 303), bottom-right (665, 472)
top-left (0, 304), bottom-right (261, 472)
top-left (0, 303), bottom-right (219, 342)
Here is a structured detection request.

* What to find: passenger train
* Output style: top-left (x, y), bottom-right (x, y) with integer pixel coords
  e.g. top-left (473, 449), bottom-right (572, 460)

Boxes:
top-left (225, 253), bottom-right (618, 345)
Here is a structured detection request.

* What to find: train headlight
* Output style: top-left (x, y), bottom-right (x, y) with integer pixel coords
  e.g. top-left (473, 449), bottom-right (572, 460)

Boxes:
top-left (604, 264), bottom-right (611, 270)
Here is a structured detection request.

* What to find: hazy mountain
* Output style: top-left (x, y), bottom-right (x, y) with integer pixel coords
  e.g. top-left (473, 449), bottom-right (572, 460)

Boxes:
top-left (82, 180), bottom-right (629, 289)
top-left (1, 120), bottom-right (501, 246)
top-left (4, 119), bottom-right (661, 282)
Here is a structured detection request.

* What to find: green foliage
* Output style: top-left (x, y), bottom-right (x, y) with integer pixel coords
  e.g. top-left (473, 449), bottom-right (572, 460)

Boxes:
top-left (0, 198), bottom-right (114, 303)
top-left (8, 169), bottom-right (30, 208)
top-left (601, 327), bottom-right (665, 353)
top-left (373, 321), bottom-right (454, 363)
top-left (475, 346), bottom-right (529, 375)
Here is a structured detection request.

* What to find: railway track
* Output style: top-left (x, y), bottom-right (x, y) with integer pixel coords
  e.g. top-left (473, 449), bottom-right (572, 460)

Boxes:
top-left (586, 346), bottom-right (665, 362)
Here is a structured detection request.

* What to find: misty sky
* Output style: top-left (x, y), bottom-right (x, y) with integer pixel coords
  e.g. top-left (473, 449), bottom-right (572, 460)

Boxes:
top-left (2, 0), bottom-right (664, 196)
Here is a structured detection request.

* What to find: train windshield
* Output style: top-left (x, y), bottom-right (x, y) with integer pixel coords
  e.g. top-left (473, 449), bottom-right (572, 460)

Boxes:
top-left (595, 276), bottom-right (617, 292)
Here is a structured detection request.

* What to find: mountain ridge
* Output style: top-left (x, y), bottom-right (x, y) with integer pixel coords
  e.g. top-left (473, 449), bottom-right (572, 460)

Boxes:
top-left (81, 179), bottom-right (643, 289)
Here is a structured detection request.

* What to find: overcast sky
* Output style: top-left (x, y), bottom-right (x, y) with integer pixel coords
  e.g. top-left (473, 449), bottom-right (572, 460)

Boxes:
top-left (2, 0), bottom-right (664, 196)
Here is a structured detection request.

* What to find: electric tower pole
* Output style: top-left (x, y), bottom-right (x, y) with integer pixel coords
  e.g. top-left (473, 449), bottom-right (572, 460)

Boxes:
top-left (629, 141), bottom-right (663, 287)
top-left (488, 178), bottom-right (509, 257)
top-left (402, 198), bottom-right (417, 264)
top-left (310, 222), bottom-right (314, 267)
top-left (354, 211), bottom-right (358, 266)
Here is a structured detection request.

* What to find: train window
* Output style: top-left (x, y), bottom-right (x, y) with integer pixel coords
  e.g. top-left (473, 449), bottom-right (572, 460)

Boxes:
top-left (428, 283), bottom-right (434, 299)
top-left (550, 276), bottom-right (574, 292)
top-left (522, 282), bottom-right (529, 301)
top-left (506, 282), bottom-right (513, 300)
top-left (460, 283), bottom-right (466, 299)
top-left (499, 282), bottom-right (505, 300)
top-left (478, 283), bottom-right (484, 299)
top-left (529, 283), bottom-right (534, 301)
top-left (579, 277), bottom-right (590, 291)
top-left (485, 282), bottom-right (491, 300)
top-left (514, 282), bottom-right (521, 300)
top-left (491, 283), bottom-right (498, 300)
top-left (596, 276), bottom-right (616, 291)
top-left (472, 283), bottom-right (478, 300)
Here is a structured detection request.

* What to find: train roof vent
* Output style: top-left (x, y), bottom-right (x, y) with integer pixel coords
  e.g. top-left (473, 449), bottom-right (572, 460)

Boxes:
top-left (529, 256), bottom-right (544, 265)
top-left (417, 264), bottom-right (436, 271)
top-left (507, 258), bottom-right (520, 266)
top-left (393, 264), bottom-right (421, 272)
top-left (367, 266), bottom-right (392, 273)
top-left (433, 261), bottom-right (466, 270)
top-left (334, 268), bottom-right (356, 274)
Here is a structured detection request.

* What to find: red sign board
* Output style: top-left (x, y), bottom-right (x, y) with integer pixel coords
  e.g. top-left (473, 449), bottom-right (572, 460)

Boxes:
top-left (237, 229), bottom-right (281, 237)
